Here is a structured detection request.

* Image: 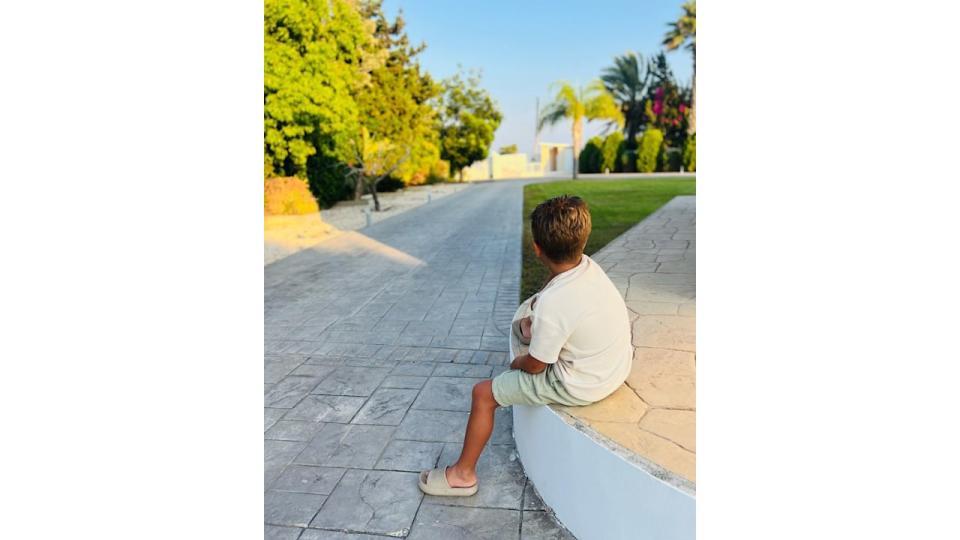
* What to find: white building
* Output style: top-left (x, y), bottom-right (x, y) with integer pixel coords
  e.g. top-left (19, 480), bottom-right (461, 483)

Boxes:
top-left (535, 142), bottom-right (574, 177)
top-left (460, 142), bottom-right (575, 181)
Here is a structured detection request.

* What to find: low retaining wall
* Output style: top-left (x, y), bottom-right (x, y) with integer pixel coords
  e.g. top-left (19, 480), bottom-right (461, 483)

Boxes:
top-left (513, 404), bottom-right (695, 540)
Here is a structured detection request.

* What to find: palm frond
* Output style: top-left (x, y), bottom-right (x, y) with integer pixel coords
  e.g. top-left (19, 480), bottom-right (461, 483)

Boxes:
top-left (537, 101), bottom-right (569, 132)
top-left (663, 1), bottom-right (696, 50)
top-left (601, 52), bottom-right (643, 103)
top-left (584, 82), bottom-right (624, 129)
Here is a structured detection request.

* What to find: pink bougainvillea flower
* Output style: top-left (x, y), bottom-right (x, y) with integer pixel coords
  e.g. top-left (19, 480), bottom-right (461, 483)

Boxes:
top-left (679, 104), bottom-right (686, 114)
top-left (655, 87), bottom-right (665, 99)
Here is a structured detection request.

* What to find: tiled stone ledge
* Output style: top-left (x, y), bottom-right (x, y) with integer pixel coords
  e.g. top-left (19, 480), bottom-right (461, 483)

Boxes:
top-left (558, 196), bottom-right (696, 483)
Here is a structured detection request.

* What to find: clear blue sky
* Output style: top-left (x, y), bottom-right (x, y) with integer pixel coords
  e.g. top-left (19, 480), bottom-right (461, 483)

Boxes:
top-left (382, 0), bottom-right (693, 157)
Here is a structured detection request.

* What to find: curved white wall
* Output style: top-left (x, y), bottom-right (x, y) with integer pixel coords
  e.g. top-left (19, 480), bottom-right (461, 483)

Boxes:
top-left (513, 404), bottom-right (695, 540)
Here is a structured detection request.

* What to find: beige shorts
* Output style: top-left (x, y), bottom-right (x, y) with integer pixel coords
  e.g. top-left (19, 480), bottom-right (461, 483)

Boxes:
top-left (491, 366), bottom-right (592, 408)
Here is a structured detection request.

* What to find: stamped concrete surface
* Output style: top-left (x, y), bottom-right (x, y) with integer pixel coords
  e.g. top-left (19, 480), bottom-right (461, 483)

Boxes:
top-left (561, 196), bottom-right (696, 483)
top-left (265, 180), bottom-right (572, 539)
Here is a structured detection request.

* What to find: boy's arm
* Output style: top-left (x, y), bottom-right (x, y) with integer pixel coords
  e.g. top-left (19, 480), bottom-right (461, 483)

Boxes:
top-left (510, 353), bottom-right (549, 374)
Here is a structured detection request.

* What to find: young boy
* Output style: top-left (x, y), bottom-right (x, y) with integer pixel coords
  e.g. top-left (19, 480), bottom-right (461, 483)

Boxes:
top-left (419, 195), bottom-right (633, 496)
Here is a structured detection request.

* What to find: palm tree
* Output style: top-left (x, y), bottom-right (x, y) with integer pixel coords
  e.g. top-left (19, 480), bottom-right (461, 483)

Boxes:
top-left (663, 0), bottom-right (696, 134)
top-left (601, 52), bottom-right (653, 152)
top-left (538, 81), bottom-right (623, 178)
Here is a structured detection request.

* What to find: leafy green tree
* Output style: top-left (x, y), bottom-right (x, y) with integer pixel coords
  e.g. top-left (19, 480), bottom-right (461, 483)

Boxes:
top-left (437, 70), bottom-right (503, 181)
top-left (578, 137), bottom-right (603, 173)
top-left (344, 127), bottom-right (411, 211)
top-left (645, 81), bottom-right (691, 149)
top-left (663, 1), bottom-right (696, 134)
top-left (538, 81), bottom-right (623, 178)
top-left (601, 132), bottom-right (624, 172)
top-left (648, 51), bottom-right (674, 84)
top-left (263, 0), bottom-right (374, 179)
top-left (642, 52), bottom-right (691, 161)
top-left (637, 128), bottom-right (664, 172)
top-left (356, 1), bottom-right (441, 192)
top-left (498, 144), bottom-right (518, 155)
top-left (600, 51), bottom-right (654, 170)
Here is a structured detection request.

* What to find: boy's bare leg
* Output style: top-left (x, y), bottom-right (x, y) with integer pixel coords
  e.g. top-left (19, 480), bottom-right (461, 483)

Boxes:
top-left (445, 379), bottom-right (497, 487)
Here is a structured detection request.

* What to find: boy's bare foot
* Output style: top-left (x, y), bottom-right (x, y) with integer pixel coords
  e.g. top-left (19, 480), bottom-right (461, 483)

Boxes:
top-left (445, 463), bottom-right (478, 488)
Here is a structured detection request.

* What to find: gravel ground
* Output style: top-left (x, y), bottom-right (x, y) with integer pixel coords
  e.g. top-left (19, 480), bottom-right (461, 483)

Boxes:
top-left (321, 182), bottom-right (472, 231)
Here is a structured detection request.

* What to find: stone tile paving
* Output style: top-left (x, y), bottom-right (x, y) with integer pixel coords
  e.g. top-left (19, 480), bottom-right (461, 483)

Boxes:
top-left (265, 181), bottom-right (575, 538)
top-left (565, 195), bottom-right (696, 483)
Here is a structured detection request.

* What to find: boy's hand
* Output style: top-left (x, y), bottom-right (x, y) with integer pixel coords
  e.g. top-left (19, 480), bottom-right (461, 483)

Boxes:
top-left (510, 353), bottom-right (549, 374)
top-left (519, 316), bottom-right (533, 341)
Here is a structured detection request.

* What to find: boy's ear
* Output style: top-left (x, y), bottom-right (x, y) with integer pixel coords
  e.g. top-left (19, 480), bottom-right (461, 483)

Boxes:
top-left (531, 240), bottom-right (541, 258)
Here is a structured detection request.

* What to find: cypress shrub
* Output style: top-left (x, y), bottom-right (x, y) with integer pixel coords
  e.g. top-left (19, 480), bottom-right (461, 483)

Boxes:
top-left (683, 133), bottom-right (696, 172)
top-left (602, 132), bottom-right (624, 173)
top-left (637, 128), bottom-right (664, 173)
top-left (578, 137), bottom-right (603, 173)
top-left (658, 146), bottom-right (683, 172)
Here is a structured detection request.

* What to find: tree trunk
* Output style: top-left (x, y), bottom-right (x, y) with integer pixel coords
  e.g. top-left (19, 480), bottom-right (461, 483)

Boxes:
top-left (354, 174), bottom-right (364, 201)
top-left (370, 181), bottom-right (381, 211)
top-left (572, 118), bottom-right (582, 179)
top-left (458, 168), bottom-right (464, 182)
top-left (624, 124), bottom-right (639, 173)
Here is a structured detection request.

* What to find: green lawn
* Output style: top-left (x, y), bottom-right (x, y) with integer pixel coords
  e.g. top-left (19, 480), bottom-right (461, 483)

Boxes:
top-left (521, 178), bottom-right (696, 300)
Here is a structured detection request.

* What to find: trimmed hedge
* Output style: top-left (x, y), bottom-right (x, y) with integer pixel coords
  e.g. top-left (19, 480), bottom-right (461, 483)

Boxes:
top-left (264, 177), bottom-right (321, 215)
top-left (637, 128), bottom-right (664, 173)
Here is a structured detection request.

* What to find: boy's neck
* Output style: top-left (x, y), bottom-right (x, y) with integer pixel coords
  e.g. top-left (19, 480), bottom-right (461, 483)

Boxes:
top-left (545, 254), bottom-right (583, 279)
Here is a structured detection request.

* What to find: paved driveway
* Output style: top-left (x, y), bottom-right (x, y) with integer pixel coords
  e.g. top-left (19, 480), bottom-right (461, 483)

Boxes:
top-left (265, 180), bottom-right (574, 539)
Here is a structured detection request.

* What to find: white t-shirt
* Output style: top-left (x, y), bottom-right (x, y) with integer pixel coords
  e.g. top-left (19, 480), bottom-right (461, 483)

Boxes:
top-left (528, 254), bottom-right (632, 402)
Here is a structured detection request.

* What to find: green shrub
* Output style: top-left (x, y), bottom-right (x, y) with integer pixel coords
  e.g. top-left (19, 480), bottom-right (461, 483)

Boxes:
top-left (407, 170), bottom-right (428, 186)
top-left (306, 153), bottom-right (350, 209)
top-left (602, 132), bottom-right (624, 173)
top-left (637, 128), bottom-right (664, 173)
top-left (264, 177), bottom-right (321, 215)
top-left (683, 133), bottom-right (696, 172)
top-left (426, 159), bottom-right (450, 184)
top-left (377, 176), bottom-right (406, 193)
top-left (578, 137), bottom-right (603, 173)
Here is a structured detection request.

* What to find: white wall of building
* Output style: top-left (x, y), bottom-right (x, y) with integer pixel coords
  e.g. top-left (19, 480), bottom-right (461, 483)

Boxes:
top-left (459, 142), bottom-right (576, 181)
top-left (536, 142), bottom-right (574, 177)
